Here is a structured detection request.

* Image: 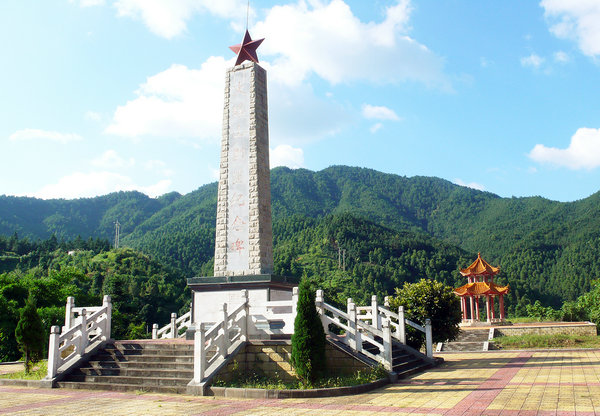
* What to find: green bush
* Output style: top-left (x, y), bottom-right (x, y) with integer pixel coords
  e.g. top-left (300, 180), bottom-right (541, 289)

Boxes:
top-left (291, 278), bottom-right (326, 383)
top-left (388, 278), bottom-right (461, 349)
top-left (15, 294), bottom-right (45, 373)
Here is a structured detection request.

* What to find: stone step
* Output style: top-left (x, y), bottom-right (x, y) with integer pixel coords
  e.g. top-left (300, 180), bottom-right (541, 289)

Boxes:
top-left (86, 360), bottom-right (193, 371)
top-left (392, 358), bottom-right (422, 372)
top-left (65, 374), bottom-right (190, 387)
top-left (395, 363), bottom-right (432, 379)
top-left (57, 381), bottom-right (188, 395)
top-left (91, 353), bottom-right (194, 364)
top-left (100, 347), bottom-right (194, 356)
top-left (442, 342), bottom-right (485, 352)
top-left (73, 367), bottom-right (194, 379)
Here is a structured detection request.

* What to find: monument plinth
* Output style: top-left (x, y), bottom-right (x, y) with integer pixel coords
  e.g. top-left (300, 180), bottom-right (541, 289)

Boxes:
top-left (188, 32), bottom-right (296, 333)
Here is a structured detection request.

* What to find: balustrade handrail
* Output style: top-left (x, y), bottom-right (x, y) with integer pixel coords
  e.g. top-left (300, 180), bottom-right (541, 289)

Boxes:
top-left (152, 309), bottom-right (192, 339)
top-left (45, 295), bottom-right (112, 382)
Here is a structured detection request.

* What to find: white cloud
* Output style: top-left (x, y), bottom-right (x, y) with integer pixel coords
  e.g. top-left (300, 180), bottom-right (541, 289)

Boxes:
top-left (453, 179), bottom-right (485, 191)
top-left (362, 104), bottom-right (400, 121)
top-left (113, 0), bottom-right (249, 39)
top-left (553, 50), bottom-right (570, 63)
top-left (529, 127), bottom-right (600, 170)
top-left (254, 0), bottom-right (448, 87)
top-left (92, 150), bottom-right (135, 169)
top-left (520, 53), bottom-right (545, 68)
top-left (70, 0), bottom-right (105, 6)
top-left (370, 123), bottom-right (383, 134)
top-left (106, 57), bottom-right (229, 141)
top-left (33, 171), bottom-right (171, 199)
top-left (9, 129), bottom-right (82, 144)
top-left (85, 111), bottom-right (102, 122)
top-left (270, 145), bottom-right (305, 169)
top-left (144, 159), bottom-right (174, 177)
top-left (541, 0), bottom-right (600, 57)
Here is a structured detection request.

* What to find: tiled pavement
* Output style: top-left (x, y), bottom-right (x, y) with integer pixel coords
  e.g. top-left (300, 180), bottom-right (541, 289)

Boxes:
top-left (1, 350), bottom-right (600, 415)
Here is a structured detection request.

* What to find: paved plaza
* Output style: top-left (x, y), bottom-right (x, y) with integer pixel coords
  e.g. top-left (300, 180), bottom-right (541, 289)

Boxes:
top-left (1, 350), bottom-right (600, 415)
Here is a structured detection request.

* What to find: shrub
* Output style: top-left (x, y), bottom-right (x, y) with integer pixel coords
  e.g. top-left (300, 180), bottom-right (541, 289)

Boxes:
top-left (15, 294), bottom-right (45, 373)
top-left (388, 278), bottom-right (461, 349)
top-left (291, 278), bottom-right (326, 383)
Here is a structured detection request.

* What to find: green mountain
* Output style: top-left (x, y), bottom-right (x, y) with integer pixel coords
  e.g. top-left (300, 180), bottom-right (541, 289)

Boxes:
top-left (2, 165), bottom-right (600, 310)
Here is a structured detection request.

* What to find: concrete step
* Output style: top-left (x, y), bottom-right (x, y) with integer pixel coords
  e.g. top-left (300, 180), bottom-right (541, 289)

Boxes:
top-left (442, 342), bottom-right (485, 352)
top-left (91, 353), bottom-right (194, 364)
top-left (86, 360), bottom-right (193, 371)
top-left (65, 374), bottom-right (190, 387)
top-left (57, 381), bottom-right (188, 395)
top-left (73, 367), bottom-right (193, 379)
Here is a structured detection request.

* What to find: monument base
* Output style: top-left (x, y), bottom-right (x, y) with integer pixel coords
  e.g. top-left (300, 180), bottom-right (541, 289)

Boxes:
top-left (187, 275), bottom-right (298, 339)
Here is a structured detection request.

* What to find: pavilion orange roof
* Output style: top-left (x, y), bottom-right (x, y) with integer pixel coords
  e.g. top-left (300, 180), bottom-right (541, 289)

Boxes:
top-left (460, 253), bottom-right (500, 277)
top-left (453, 281), bottom-right (509, 296)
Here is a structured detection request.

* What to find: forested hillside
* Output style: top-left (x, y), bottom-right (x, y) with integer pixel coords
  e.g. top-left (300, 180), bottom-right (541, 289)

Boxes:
top-left (0, 235), bottom-right (187, 361)
top-left (2, 165), bottom-right (600, 309)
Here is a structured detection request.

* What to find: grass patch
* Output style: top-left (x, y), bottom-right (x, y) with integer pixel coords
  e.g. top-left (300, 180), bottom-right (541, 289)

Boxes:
top-left (213, 365), bottom-right (388, 390)
top-left (0, 360), bottom-right (47, 380)
top-left (493, 334), bottom-right (600, 349)
top-left (505, 317), bottom-right (558, 324)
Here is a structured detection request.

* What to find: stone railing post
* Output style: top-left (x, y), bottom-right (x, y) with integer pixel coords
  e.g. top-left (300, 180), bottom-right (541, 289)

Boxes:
top-left (193, 323), bottom-right (206, 383)
top-left (221, 303), bottom-right (229, 357)
top-left (103, 295), bottom-right (112, 340)
top-left (382, 319), bottom-right (393, 371)
top-left (170, 313), bottom-right (177, 339)
top-left (384, 296), bottom-right (390, 308)
top-left (79, 308), bottom-right (88, 357)
top-left (398, 306), bottom-right (406, 344)
top-left (372, 295), bottom-right (381, 330)
top-left (315, 290), bottom-right (327, 332)
top-left (292, 287), bottom-right (298, 320)
top-left (240, 289), bottom-right (248, 341)
top-left (47, 325), bottom-right (61, 379)
top-left (347, 302), bottom-right (357, 350)
top-left (425, 318), bottom-right (433, 358)
top-left (152, 324), bottom-right (158, 339)
top-left (64, 297), bottom-right (75, 332)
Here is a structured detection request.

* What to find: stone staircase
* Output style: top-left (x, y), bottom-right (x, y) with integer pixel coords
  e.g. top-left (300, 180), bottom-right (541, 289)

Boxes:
top-left (330, 336), bottom-right (433, 379)
top-left (57, 340), bottom-right (194, 394)
top-left (441, 328), bottom-right (489, 352)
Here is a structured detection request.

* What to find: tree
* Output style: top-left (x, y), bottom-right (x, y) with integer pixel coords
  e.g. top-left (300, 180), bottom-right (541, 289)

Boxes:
top-left (15, 294), bottom-right (45, 373)
top-left (389, 278), bottom-right (461, 349)
top-left (291, 278), bottom-right (326, 384)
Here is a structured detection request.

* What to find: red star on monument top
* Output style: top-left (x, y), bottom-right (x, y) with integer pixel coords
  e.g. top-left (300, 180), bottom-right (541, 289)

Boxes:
top-left (229, 30), bottom-right (264, 66)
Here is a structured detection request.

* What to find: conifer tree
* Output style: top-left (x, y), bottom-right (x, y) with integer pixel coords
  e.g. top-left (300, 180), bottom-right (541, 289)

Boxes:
top-left (15, 294), bottom-right (44, 373)
top-left (291, 278), bottom-right (326, 384)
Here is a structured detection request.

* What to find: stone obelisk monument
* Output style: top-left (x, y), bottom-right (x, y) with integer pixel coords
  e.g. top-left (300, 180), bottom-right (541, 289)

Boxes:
top-left (213, 58), bottom-right (273, 277)
top-left (187, 31), bottom-right (294, 331)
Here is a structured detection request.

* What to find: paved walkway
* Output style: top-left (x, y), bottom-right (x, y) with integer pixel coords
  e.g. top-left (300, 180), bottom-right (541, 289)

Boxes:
top-left (1, 350), bottom-right (600, 415)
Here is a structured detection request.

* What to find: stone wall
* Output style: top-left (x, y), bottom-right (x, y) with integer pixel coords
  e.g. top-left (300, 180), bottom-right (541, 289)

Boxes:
top-left (495, 322), bottom-right (597, 337)
top-left (215, 340), bottom-right (371, 383)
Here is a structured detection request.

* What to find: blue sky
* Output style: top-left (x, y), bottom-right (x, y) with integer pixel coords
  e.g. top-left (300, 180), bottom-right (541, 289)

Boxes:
top-left (2, 0), bottom-right (600, 202)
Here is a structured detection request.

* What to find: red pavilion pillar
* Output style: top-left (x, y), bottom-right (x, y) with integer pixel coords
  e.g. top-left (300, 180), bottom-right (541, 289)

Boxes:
top-left (499, 295), bottom-right (505, 321)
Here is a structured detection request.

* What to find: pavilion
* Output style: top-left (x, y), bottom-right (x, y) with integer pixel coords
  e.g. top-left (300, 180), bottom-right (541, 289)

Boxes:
top-left (454, 253), bottom-right (509, 325)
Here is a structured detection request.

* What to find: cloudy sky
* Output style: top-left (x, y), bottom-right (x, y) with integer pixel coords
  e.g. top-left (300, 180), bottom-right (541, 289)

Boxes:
top-left (2, 0), bottom-right (600, 202)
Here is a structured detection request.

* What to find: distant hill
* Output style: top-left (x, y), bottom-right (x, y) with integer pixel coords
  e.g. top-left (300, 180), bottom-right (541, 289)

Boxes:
top-left (2, 165), bottom-right (600, 308)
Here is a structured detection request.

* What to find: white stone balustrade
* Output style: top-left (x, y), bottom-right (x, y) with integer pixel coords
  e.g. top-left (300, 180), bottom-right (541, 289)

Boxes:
top-left (45, 295), bottom-right (112, 383)
top-left (152, 308), bottom-right (192, 339)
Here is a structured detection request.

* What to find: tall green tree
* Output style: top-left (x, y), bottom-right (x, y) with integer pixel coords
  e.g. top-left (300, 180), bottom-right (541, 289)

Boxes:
top-left (15, 294), bottom-right (45, 373)
top-left (291, 278), bottom-right (326, 384)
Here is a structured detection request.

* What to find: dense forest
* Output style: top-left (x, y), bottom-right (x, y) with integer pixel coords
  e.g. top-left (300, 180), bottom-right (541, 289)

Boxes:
top-left (2, 165), bottom-right (600, 347)
top-left (0, 235), bottom-right (187, 361)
